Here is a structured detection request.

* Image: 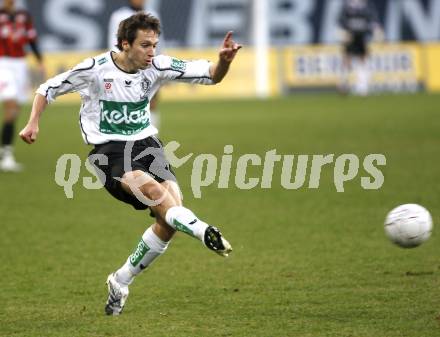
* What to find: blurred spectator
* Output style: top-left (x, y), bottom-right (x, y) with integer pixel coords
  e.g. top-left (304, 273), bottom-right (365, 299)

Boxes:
top-left (338, 0), bottom-right (383, 95)
top-left (0, 0), bottom-right (44, 171)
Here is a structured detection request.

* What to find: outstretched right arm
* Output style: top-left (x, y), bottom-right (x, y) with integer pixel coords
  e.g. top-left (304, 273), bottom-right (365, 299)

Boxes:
top-left (19, 94), bottom-right (47, 144)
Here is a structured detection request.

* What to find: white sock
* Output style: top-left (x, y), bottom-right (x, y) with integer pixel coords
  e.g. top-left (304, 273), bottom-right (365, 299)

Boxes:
top-left (2, 145), bottom-right (12, 156)
top-left (1, 146), bottom-right (15, 162)
top-left (165, 206), bottom-right (208, 241)
top-left (115, 226), bottom-right (169, 286)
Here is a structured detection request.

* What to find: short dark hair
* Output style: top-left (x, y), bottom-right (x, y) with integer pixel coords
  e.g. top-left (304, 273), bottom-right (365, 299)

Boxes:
top-left (116, 12), bottom-right (161, 51)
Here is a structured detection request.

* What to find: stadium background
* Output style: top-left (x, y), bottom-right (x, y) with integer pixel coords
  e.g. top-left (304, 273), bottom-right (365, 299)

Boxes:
top-left (23, 0), bottom-right (440, 100)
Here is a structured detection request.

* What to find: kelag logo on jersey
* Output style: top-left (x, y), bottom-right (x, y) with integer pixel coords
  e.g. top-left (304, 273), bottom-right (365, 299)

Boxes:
top-left (99, 99), bottom-right (150, 135)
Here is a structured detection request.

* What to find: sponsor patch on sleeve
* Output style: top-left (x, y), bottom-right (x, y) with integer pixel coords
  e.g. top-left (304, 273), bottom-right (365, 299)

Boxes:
top-left (170, 58), bottom-right (186, 72)
top-left (98, 57), bottom-right (108, 66)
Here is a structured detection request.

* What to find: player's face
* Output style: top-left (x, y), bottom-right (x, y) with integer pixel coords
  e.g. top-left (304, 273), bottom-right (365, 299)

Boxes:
top-left (126, 29), bottom-right (158, 70)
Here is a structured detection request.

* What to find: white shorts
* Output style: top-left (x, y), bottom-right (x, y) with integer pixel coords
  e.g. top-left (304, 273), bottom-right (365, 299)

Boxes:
top-left (0, 57), bottom-right (30, 103)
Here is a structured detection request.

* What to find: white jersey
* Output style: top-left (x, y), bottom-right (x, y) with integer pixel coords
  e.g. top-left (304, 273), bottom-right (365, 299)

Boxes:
top-left (36, 51), bottom-right (214, 145)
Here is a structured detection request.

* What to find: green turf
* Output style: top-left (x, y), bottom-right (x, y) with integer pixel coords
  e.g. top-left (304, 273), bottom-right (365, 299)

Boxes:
top-left (1, 93), bottom-right (439, 337)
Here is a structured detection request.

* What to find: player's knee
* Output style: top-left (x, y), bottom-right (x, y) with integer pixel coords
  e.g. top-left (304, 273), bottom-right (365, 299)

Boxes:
top-left (140, 181), bottom-right (176, 207)
top-left (139, 180), bottom-right (162, 200)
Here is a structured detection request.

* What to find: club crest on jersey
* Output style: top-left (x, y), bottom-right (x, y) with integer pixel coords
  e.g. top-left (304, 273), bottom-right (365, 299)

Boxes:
top-left (140, 77), bottom-right (151, 100)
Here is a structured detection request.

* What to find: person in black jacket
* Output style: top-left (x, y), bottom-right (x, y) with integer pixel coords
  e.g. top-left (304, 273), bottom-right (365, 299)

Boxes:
top-left (338, 0), bottom-right (382, 95)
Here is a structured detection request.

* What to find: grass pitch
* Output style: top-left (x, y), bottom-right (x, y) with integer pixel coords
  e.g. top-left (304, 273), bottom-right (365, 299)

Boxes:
top-left (1, 93), bottom-right (439, 336)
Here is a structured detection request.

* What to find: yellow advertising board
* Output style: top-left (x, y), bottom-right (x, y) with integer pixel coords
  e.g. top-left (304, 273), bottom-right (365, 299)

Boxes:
top-left (424, 43), bottom-right (440, 92)
top-left (282, 43), bottom-right (425, 92)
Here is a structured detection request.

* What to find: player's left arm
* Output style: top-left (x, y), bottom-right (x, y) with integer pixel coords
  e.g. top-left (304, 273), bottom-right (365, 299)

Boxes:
top-left (209, 31), bottom-right (242, 83)
top-left (153, 32), bottom-right (240, 85)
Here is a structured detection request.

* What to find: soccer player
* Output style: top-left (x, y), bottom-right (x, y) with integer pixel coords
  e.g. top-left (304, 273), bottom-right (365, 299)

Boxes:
top-left (338, 0), bottom-right (382, 95)
top-left (20, 13), bottom-right (241, 316)
top-left (108, 0), bottom-right (162, 129)
top-left (0, 0), bottom-right (44, 171)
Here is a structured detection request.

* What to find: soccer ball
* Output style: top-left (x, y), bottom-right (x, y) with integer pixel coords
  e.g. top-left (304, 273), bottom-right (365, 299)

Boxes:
top-left (384, 204), bottom-right (433, 248)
